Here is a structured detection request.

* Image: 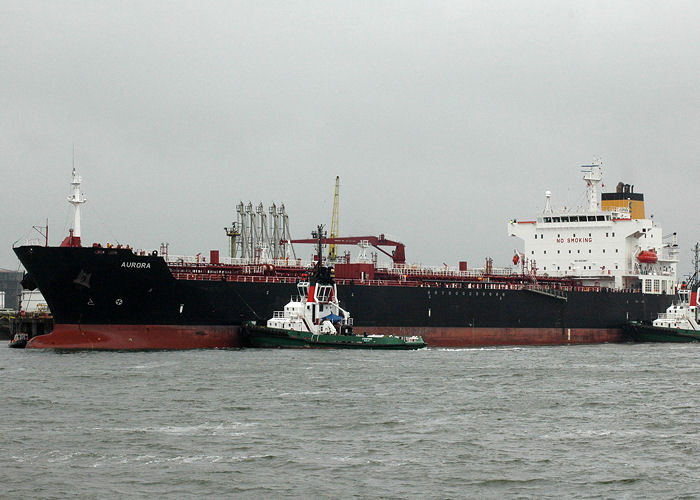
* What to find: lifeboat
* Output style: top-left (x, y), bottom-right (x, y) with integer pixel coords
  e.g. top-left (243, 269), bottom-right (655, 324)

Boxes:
top-left (637, 250), bottom-right (658, 264)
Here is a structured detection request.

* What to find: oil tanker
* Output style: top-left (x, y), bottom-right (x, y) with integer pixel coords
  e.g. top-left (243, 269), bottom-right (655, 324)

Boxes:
top-left (14, 163), bottom-right (678, 349)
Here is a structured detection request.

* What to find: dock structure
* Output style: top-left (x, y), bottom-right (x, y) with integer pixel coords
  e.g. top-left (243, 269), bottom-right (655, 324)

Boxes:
top-left (7, 312), bottom-right (54, 341)
top-left (1, 288), bottom-right (54, 343)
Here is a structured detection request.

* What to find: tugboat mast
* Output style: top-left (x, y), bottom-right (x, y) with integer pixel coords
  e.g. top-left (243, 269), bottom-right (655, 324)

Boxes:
top-left (312, 224), bottom-right (326, 271)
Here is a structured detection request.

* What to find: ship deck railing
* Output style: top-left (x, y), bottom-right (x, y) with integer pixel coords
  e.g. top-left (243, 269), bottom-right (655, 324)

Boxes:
top-left (166, 255), bottom-right (318, 268)
top-left (387, 266), bottom-right (514, 278)
top-left (169, 271), bottom-right (643, 294)
top-left (166, 255), bottom-right (518, 277)
top-left (655, 312), bottom-right (688, 320)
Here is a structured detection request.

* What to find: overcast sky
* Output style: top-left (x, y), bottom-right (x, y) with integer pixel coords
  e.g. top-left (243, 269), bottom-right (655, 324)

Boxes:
top-left (2, 1), bottom-right (699, 277)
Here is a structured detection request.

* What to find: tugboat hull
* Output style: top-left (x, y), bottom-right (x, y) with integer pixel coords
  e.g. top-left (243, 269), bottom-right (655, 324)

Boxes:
top-left (243, 325), bottom-right (426, 349)
top-left (625, 321), bottom-right (700, 343)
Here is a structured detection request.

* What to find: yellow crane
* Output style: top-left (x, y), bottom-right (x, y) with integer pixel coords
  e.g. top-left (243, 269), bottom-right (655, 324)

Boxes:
top-left (328, 176), bottom-right (340, 260)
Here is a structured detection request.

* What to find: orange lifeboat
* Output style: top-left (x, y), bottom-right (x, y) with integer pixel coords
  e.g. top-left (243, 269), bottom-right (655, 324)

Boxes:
top-left (637, 250), bottom-right (658, 264)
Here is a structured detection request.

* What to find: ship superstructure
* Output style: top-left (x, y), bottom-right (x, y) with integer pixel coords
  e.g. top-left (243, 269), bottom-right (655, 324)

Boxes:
top-left (509, 161), bottom-right (678, 294)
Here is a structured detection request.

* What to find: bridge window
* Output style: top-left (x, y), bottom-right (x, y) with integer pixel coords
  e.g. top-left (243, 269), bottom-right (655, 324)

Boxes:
top-left (316, 286), bottom-right (332, 302)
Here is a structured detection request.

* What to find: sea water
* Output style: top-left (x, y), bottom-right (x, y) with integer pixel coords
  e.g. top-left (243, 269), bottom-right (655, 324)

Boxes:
top-left (2, 344), bottom-right (699, 498)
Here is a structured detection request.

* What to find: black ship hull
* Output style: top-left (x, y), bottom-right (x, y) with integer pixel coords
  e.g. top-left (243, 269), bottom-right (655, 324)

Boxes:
top-left (14, 245), bottom-right (674, 349)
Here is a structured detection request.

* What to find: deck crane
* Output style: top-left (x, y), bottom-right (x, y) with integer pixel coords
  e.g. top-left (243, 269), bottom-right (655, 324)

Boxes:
top-left (328, 176), bottom-right (340, 261)
top-left (288, 234), bottom-right (406, 266)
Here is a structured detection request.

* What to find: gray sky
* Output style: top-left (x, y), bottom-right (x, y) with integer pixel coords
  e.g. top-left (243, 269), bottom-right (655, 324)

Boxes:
top-left (2, 1), bottom-right (699, 277)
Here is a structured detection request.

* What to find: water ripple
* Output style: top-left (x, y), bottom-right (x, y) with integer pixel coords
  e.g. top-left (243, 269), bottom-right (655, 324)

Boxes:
top-left (3, 345), bottom-right (700, 498)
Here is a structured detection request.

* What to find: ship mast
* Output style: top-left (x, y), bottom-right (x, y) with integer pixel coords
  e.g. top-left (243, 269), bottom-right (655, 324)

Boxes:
top-left (69, 168), bottom-right (86, 237)
top-left (581, 159), bottom-right (602, 212)
top-left (312, 224), bottom-right (326, 271)
top-left (61, 168), bottom-right (87, 247)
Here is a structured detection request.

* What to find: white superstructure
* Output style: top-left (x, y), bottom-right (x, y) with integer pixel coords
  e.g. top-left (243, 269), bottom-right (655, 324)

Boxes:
top-left (508, 161), bottom-right (678, 294)
top-left (651, 288), bottom-right (699, 330)
top-left (267, 279), bottom-right (353, 335)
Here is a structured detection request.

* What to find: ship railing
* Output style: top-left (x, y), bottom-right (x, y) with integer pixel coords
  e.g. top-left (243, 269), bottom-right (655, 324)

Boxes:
top-left (387, 266), bottom-right (513, 278)
top-left (15, 238), bottom-right (44, 247)
top-left (171, 273), bottom-right (302, 284)
top-left (170, 270), bottom-right (638, 294)
top-left (165, 254), bottom-right (317, 268)
top-left (272, 311), bottom-right (286, 319)
top-left (654, 313), bottom-right (681, 320)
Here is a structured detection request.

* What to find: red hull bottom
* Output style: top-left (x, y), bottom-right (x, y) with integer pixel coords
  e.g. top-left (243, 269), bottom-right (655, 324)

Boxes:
top-left (26, 324), bottom-right (243, 350)
top-left (25, 324), bottom-right (625, 349)
top-left (359, 326), bottom-right (626, 347)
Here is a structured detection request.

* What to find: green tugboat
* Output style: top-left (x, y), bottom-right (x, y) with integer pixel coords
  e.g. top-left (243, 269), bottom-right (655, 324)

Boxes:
top-left (625, 286), bottom-right (700, 342)
top-left (243, 225), bottom-right (426, 350)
